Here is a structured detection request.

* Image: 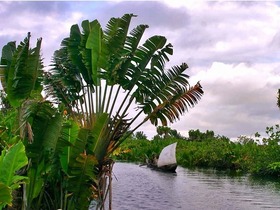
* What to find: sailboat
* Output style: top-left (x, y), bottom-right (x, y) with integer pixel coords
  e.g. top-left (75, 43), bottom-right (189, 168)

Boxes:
top-left (146, 142), bottom-right (177, 173)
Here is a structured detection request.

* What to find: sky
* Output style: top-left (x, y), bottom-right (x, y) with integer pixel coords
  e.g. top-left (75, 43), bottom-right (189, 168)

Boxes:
top-left (1, 0), bottom-right (280, 139)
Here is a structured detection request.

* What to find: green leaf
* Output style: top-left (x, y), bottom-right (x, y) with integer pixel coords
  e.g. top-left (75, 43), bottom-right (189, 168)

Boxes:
top-left (23, 101), bottom-right (58, 163)
top-left (67, 153), bottom-right (98, 210)
top-left (1, 41), bottom-right (16, 92)
top-left (134, 35), bottom-right (167, 70)
top-left (44, 47), bottom-right (83, 107)
top-left (70, 128), bottom-right (90, 160)
top-left (92, 113), bottom-right (110, 163)
top-left (67, 25), bottom-right (83, 69)
top-left (10, 175), bottom-right (29, 190)
top-left (0, 182), bottom-right (12, 208)
top-left (1, 41), bottom-right (16, 66)
top-left (60, 120), bottom-right (80, 174)
top-left (0, 142), bottom-right (28, 187)
top-left (86, 20), bottom-right (102, 86)
top-left (26, 166), bottom-right (44, 201)
top-left (69, 153), bottom-right (98, 178)
top-left (80, 20), bottom-right (94, 85)
top-left (5, 33), bottom-right (43, 107)
top-left (42, 113), bottom-right (64, 152)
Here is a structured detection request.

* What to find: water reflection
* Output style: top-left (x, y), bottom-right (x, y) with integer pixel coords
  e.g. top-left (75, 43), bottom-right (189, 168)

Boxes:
top-left (92, 162), bottom-right (280, 210)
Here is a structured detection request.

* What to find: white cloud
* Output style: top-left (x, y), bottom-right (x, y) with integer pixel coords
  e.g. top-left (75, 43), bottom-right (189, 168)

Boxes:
top-left (1, 1), bottom-right (280, 139)
top-left (172, 62), bottom-right (280, 138)
top-left (158, 1), bottom-right (280, 69)
top-left (0, 2), bottom-right (84, 64)
top-left (162, 0), bottom-right (205, 9)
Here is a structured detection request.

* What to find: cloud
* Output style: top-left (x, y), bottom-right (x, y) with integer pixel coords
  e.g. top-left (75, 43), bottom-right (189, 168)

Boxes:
top-left (0, 1), bottom-right (83, 64)
top-left (1, 1), bottom-right (280, 140)
top-left (90, 1), bottom-right (190, 29)
top-left (172, 62), bottom-right (280, 138)
top-left (159, 1), bottom-right (280, 67)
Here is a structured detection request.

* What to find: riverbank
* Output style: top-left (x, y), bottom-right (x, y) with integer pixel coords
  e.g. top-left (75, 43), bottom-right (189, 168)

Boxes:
top-left (112, 137), bottom-right (280, 177)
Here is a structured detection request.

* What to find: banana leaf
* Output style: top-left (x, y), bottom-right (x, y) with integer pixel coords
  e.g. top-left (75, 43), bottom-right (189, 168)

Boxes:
top-left (0, 142), bottom-right (28, 188)
top-left (0, 142), bottom-right (28, 209)
top-left (59, 120), bottom-right (80, 174)
top-left (0, 182), bottom-right (12, 209)
top-left (67, 153), bottom-right (98, 210)
top-left (3, 33), bottom-right (43, 108)
top-left (91, 113), bottom-right (110, 163)
top-left (86, 20), bottom-right (102, 86)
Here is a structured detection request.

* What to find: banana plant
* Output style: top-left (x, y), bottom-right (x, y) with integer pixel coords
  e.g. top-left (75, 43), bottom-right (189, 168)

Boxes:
top-left (0, 141), bottom-right (28, 209)
top-left (0, 33), bottom-right (43, 108)
top-left (1, 32), bottom-right (95, 210)
top-left (0, 34), bottom-right (69, 209)
top-left (44, 13), bottom-right (204, 209)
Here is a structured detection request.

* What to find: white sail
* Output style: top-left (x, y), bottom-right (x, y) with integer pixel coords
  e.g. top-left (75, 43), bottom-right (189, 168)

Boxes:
top-left (157, 142), bottom-right (177, 167)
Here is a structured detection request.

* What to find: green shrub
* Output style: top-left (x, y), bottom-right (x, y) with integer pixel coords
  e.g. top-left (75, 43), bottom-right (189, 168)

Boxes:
top-left (114, 127), bottom-right (280, 177)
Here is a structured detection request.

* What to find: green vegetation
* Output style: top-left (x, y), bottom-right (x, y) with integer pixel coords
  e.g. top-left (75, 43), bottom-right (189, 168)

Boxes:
top-left (0, 142), bottom-right (28, 209)
top-left (114, 126), bottom-right (280, 178)
top-left (1, 12), bottom-right (280, 210)
top-left (0, 14), bottom-right (203, 210)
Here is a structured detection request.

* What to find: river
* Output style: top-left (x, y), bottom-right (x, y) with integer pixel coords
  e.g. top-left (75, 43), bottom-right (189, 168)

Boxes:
top-left (91, 162), bottom-right (280, 210)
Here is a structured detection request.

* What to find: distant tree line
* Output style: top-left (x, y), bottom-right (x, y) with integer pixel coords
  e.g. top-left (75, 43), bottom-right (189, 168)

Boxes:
top-left (134, 126), bottom-right (229, 142)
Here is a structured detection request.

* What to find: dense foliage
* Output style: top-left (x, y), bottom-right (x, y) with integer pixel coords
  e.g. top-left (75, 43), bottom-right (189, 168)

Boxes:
top-left (0, 14), bottom-right (203, 210)
top-left (114, 127), bottom-right (280, 177)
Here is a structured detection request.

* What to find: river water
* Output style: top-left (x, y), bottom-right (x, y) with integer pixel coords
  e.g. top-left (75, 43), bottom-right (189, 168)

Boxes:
top-left (102, 162), bottom-right (280, 210)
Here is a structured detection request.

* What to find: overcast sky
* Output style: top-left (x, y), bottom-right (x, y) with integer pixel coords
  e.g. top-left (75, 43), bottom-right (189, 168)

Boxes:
top-left (1, 1), bottom-right (280, 139)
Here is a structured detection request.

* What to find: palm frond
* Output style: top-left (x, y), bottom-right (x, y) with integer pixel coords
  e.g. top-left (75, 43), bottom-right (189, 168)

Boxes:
top-left (116, 24), bottom-right (149, 86)
top-left (151, 43), bottom-right (173, 72)
top-left (121, 35), bottom-right (167, 92)
top-left (127, 63), bottom-right (203, 127)
top-left (67, 153), bottom-right (98, 210)
top-left (44, 48), bottom-right (82, 110)
top-left (86, 20), bottom-right (103, 86)
top-left (131, 43), bottom-right (174, 104)
top-left (68, 128), bottom-right (90, 164)
top-left (80, 20), bottom-right (95, 85)
top-left (148, 82), bottom-right (203, 126)
top-left (104, 14), bottom-right (134, 49)
top-left (91, 113), bottom-right (110, 163)
top-left (66, 25), bottom-right (84, 75)
top-left (0, 41), bottom-right (16, 67)
top-left (106, 115), bottom-right (131, 155)
top-left (0, 41), bottom-right (16, 92)
top-left (59, 120), bottom-right (80, 174)
top-left (100, 14), bottom-right (136, 85)
top-left (133, 35), bottom-right (167, 70)
top-left (4, 33), bottom-right (43, 107)
top-left (22, 101), bottom-right (60, 162)
top-left (125, 24), bottom-right (149, 53)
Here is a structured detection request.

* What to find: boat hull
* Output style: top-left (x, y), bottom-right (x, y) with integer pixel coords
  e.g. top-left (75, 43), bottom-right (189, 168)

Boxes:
top-left (147, 162), bottom-right (177, 173)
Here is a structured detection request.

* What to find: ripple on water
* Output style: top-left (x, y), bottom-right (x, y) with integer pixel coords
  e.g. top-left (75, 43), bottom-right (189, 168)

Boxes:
top-left (90, 163), bottom-right (280, 210)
